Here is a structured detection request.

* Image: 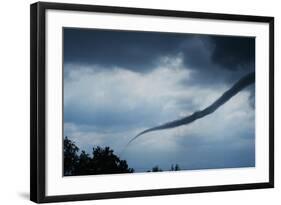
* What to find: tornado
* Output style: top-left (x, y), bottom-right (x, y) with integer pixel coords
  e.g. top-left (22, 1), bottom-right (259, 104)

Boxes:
top-left (126, 72), bottom-right (255, 147)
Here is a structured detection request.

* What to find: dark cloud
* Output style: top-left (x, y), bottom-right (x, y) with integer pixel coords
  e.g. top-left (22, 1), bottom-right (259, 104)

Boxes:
top-left (64, 28), bottom-right (255, 86)
top-left (64, 28), bottom-right (185, 72)
top-left (210, 36), bottom-right (255, 70)
top-left (177, 35), bottom-right (255, 86)
top-left (178, 35), bottom-right (213, 69)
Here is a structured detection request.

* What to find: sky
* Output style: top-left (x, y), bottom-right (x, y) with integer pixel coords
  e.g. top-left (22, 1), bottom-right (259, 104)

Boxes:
top-left (63, 28), bottom-right (255, 172)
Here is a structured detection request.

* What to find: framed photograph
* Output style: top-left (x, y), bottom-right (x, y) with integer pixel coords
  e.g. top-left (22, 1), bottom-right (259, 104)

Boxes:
top-left (30, 2), bottom-right (274, 203)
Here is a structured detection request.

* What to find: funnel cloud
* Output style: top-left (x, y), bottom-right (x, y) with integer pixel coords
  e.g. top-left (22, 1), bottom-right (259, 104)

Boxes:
top-left (127, 72), bottom-right (255, 146)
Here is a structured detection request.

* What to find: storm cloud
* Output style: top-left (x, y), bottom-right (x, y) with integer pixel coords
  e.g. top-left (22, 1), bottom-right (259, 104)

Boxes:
top-left (63, 28), bottom-right (255, 172)
top-left (64, 28), bottom-right (255, 84)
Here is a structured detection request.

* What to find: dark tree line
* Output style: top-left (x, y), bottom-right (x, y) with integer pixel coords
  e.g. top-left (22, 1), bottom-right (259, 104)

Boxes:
top-left (64, 137), bottom-right (181, 176)
top-left (147, 164), bottom-right (180, 172)
top-left (64, 137), bottom-right (134, 176)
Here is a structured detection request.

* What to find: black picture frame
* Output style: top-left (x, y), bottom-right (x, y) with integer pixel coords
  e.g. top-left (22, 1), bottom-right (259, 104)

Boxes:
top-left (30, 1), bottom-right (274, 203)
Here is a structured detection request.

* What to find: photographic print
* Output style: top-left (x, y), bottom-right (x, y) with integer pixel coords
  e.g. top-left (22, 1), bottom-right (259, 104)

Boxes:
top-left (63, 28), bottom-right (256, 176)
top-left (31, 2), bottom-right (273, 202)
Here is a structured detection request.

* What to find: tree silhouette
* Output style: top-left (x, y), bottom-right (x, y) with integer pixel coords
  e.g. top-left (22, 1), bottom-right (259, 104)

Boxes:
top-left (152, 166), bottom-right (162, 172)
top-left (64, 137), bottom-right (182, 175)
top-left (75, 150), bottom-right (91, 175)
top-left (147, 164), bottom-right (181, 172)
top-left (64, 136), bottom-right (79, 176)
top-left (64, 137), bottom-right (134, 176)
top-left (90, 146), bottom-right (134, 175)
top-left (170, 164), bottom-right (181, 171)
top-left (174, 164), bottom-right (180, 171)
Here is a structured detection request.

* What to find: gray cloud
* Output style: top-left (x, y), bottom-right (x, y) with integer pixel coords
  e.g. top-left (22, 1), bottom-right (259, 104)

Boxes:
top-left (64, 28), bottom-right (255, 172)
